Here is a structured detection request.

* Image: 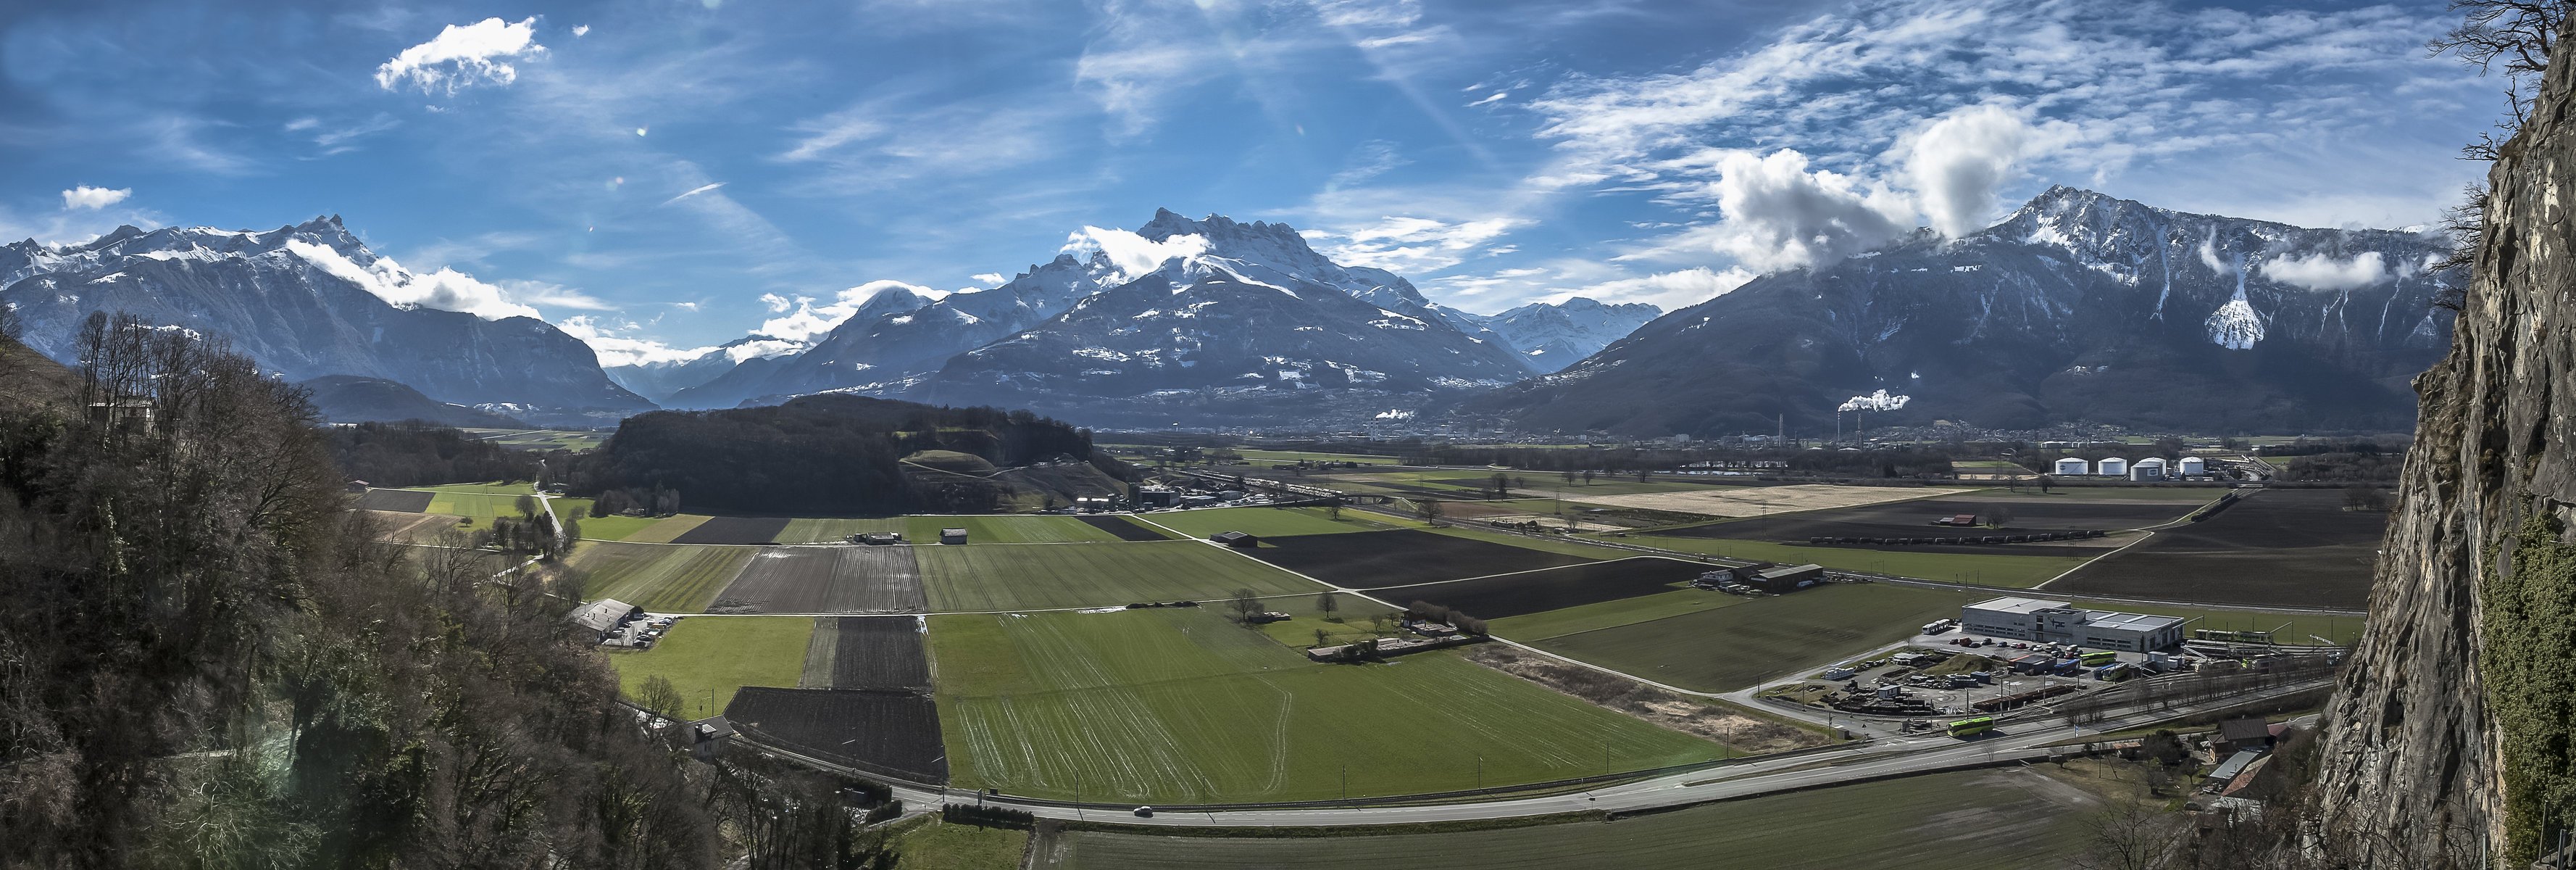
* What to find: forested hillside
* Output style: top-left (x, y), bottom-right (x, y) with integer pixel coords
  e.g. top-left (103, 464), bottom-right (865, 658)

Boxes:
top-left (328, 420), bottom-right (543, 487)
top-left (570, 393), bottom-right (1096, 514)
top-left (0, 315), bottom-right (888, 868)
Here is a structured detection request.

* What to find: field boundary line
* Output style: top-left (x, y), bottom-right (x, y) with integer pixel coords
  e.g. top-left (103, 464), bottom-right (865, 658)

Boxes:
top-left (1361, 554), bottom-right (1699, 595)
top-left (2027, 489), bottom-right (2244, 591)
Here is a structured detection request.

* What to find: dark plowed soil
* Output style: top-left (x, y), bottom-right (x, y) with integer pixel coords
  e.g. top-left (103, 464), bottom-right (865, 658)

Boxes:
top-left (712, 547), bottom-right (926, 613)
top-left (671, 515), bottom-right (793, 545)
top-left (1665, 497), bottom-right (2200, 544)
top-left (725, 687), bottom-right (947, 782)
top-left (2044, 489), bottom-right (2387, 609)
top-left (828, 616), bottom-right (931, 689)
top-left (359, 489), bottom-right (435, 513)
top-left (1388, 557), bottom-right (1720, 619)
top-left (1248, 529), bottom-right (1596, 589)
top-left (1079, 515), bottom-right (1177, 542)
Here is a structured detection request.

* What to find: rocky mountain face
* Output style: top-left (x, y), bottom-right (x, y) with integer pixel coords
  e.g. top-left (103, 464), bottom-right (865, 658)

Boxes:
top-left (1463, 297), bottom-right (1662, 373)
top-left (0, 218), bottom-right (650, 425)
top-left (669, 210), bottom-right (1540, 423)
top-left (2305, 36), bottom-right (2576, 868)
top-left (1463, 187), bottom-right (2454, 436)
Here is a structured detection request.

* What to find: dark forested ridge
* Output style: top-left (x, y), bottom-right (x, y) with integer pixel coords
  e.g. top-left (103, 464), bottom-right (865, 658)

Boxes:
top-left (328, 420), bottom-right (544, 487)
top-left (0, 316), bottom-right (893, 868)
top-left (570, 393), bottom-right (1096, 515)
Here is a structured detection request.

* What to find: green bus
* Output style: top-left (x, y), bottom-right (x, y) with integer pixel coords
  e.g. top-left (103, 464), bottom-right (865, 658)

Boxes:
top-left (1946, 716), bottom-right (1996, 738)
top-left (2079, 650), bottom-right (2119, 666)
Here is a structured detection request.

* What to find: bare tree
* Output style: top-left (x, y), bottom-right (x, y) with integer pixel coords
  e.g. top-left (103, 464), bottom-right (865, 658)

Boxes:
top-left (637, 675), bottom-right (686, 724)
top-left (1316, 590), bottom-right (1341, 622)
top-left (1230, 588), bottom-right (1262, 624)
top-left (2069, 800), bottom-right (2183, 870)
top-left (1417, 498), bottom-right (1443, 522)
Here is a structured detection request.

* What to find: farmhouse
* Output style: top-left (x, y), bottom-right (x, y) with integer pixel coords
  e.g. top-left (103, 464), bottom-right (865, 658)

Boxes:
top-left (1959, 597), bottom-right (2186, 651)
top-left (1209, 530), bottom-right (1259, 548)
top-left (939, 527), bottom-right (969, 544)
top-left (569, 598), bottom-right (639, 643)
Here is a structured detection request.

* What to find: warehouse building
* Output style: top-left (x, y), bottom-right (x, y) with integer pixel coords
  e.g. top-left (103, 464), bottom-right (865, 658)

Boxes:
top-left (1959, 597), bottom-right (2186, 651)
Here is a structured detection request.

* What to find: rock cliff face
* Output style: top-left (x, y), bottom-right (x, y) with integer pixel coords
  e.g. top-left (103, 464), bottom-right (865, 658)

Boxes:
top-left (2307, 28), bottom-right (2576, 867)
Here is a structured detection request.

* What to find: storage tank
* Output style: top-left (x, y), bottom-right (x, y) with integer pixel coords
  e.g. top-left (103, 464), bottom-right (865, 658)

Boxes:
top-left (2097, 457), bottom-right (2128, 477)
top-left (2130, 457), bottom-right (2168, 481)
top-left (2177, 456), bottom-right (2207, 476)
top-left (2054, 457), bottom-right (2091, 475)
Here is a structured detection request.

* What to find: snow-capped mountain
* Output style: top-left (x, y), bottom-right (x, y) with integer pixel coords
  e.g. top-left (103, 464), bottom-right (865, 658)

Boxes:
top-left (1466, 187), bottom-right (2453, 436)
top-left (1462, 298), bottom-right (1662, 373)
top-left (671, 210), bottom-right (1537, 419)
top-left (0, 218), bottom-right (651, 423)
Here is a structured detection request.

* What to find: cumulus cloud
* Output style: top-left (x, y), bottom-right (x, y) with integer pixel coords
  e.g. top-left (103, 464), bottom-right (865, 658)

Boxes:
top-left (1552, 265), bottom-right (1756, 310)
top-left (572, 24), bottom-right (590, 37)
top-left (556, 315), bottom-right (717, 367)
top-left (375, 17), bottom-right (544, 94)
top-left (285, 239), bottom-right (540, 320)
top-left (61, 186), bottom-right (131, 210)
top-left (758, 280), bottom-right (944, 343)
top-left (1308, 216), bottom-right (1526, 276)
top-left (2262, 251), bottom-right (2388, 291)
top-left (971, 273), bottom-right (1006, 286)
top-left (1643, 149), bottom-right (1911, 272)
top-left (1059, 227), bottom-right (1211, 280)
top-left (1898, 104), bottom-right (2067, 237)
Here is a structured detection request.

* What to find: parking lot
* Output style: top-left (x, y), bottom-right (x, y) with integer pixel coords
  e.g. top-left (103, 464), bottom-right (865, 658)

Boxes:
top-left (1756, 624), bottom-right (2226, 721)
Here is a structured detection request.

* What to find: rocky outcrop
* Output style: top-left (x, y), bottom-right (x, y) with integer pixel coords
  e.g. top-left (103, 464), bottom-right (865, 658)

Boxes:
top-left (2306, 24), bottom-right (2576, 867)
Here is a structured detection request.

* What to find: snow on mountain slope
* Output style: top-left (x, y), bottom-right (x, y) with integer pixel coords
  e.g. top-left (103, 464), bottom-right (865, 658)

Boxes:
top-left (0, 218), bottom-right (649, 423)
top-left (1462, 297), bottom-right (1662, 373)
top-left (1466, 186), bottom-right (2453, 436)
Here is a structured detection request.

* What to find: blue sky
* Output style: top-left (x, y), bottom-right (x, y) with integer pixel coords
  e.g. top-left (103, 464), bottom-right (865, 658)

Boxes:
top-left (0, 0), bottom-right (2499, 364)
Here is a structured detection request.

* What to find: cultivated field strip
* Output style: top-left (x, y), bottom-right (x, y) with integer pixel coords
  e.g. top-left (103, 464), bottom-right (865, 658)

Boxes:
top-left (726, 687), bottom-right (948, 782)
top-left (368, 510), bottom-right (460, 542)
top-left (1568, 484), bottom-right (1972, 518)
top-left (709, 548), bottom-right (833, 613)
top-left (779, 517), bottom-right (906, 544)
top-left (569, 542), bottom-right (759, 613)
top-left (925, 609), bottom-right (1726, 803)
top-left (828, 616), bottom-right (932, 689)
top-left (917, 541), bottom-right (1324, 611)
top-left (1383, 557), bottom-right (1718, 619)
top-left (622, 515), bottom-right (710, 543)
top-left (709, 547), bottom-right (929, 613)
top-left (1533, 583), bottom-right (1980, 692)
top-left (797, 618), bottom-right (839, 688)
top-left (671, 516), bottom-right (793, 545)
top-left (1077, 514), bottom-right (1177, 541)
top-left (832, 547), bottom-right (928, 612)
top-left (2041, 488), bottom-right (2388, 608)
top-left (358, 489), bottom-right (434, 512)
top-left (1248, 529), bottom-right (1598, 589)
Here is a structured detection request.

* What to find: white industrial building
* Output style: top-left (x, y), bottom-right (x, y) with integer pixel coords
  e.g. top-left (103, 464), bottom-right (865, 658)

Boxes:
top-left (1959, 597), bottom-right (2187, 652)
top-left (2097, 457), bottom-right (2129, 477)
top-left (2178, 456), bottom-right (2207, 476)
top-left (2131, 457), bottom-right (2168, 481)
top-left (2054, 457), bottom-right (2091, 475)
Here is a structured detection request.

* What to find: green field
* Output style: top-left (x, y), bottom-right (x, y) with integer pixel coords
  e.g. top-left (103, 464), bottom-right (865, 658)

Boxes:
top-left (567, 542), bottom-right (756, 612)
top-left (1620, 534), bottom-right (2099, 587)
top-left (1046, 767), bottom-right (2098, 869)
top-left (1140, 506), bottom-right (1406, 539)
top-left (917, 540), bottom-right (1327, 611)
top-left (414, 481), bottom-right (541, 522)
top-left (891, 818), bottom-right (1025, 870)
top-left (1488, 588), bottom-right (1748, 641)
top-left (778, 516), bottom-right (909, 544)
top-left (1233, 448), bottom-right (1402, 465)
top-left (909, 515), bottom-right (1120, 544)
top-left (927, 608), bottom-right (1730, 803)
top-left (459, 428), bottom-right (610, 451)
top-left (607, 616), bottom-right (811, 718)
top-left (1533, 583), bottom-right (1983, 692)
top-left (622, 515), bottom-right (714, 543)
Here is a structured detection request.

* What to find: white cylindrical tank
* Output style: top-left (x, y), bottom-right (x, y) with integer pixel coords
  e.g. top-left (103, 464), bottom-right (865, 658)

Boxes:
top-left (2178, 457), bottom-right (2206, 476)
top-left (2054, 457), bottom-right (2091, 475)
top-left (2098, 457), bottom-right (2128, 477)
top-left (2132, 457), bottom-right (2168, 481)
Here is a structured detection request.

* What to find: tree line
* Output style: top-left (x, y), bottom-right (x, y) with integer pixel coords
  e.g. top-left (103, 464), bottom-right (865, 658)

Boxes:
top-left (325, 420), bottom-right (545, 486)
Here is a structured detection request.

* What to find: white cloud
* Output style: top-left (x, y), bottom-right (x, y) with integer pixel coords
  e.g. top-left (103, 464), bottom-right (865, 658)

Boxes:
top-left (375, 17), bottom-right (544, 94)
top-left (556, 315), bottom-right (716, 367)
top-left (62, 186), bottom-right (131, 210)
top-left (971, 273), bottom-right (1006, 286)
top-left (285, 239), bottom-right (541, 320)
top-left (1897, 104), bottom-right (2072, 237)
top-left (1308, 216), bottom-right (1525, 276)
top-left (2261, 251), bottom-right (2388, 291)
top-left (1059, 227), bottom-right (1211, 281)
top-left (501, 280), bottom-right (615, 311)
top-left (1642, 149), bottom-right (1912, 272)
top-left (758, 280), bottom-right (944, 343)
top-left (572, 24), bottom-right (590, 37)
top-left (1551, 266), bottom-right (1756, 310)
top-left (663, 182), bottom-right (725, 205)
